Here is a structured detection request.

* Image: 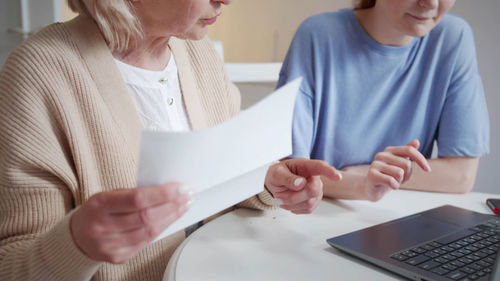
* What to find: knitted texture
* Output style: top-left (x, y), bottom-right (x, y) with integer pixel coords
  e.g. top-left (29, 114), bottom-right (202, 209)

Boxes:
top-left (0, 15), bottom-right (271, 281)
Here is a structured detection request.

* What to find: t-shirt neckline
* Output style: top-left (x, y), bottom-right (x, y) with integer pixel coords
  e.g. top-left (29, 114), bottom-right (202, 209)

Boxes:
top-left (346, 9), bottom-right (418, 57)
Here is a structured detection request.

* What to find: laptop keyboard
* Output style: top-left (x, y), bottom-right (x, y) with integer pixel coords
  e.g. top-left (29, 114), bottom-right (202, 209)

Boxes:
top-left (390, 219), bottom-right (500, 281)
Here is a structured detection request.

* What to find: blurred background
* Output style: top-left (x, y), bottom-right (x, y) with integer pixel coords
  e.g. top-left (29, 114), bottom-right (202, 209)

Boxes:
top-left (0, 0), bottom-right (498, 194)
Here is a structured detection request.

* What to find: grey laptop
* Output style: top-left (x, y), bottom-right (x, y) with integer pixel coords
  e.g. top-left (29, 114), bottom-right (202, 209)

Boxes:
top-left (327, 205), bottom-right (500, 281)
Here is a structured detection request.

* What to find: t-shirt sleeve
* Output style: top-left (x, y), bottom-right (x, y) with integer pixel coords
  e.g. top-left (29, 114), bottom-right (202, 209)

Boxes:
top-left (437, 22), bottom-right (490, 157)
top-left (277, 19), bottom-right (318, 159)
top-left (290, 90), bottom-right (314, 159)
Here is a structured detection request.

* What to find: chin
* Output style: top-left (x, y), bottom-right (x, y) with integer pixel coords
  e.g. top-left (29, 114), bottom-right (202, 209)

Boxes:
top-left (406, 26), bottom-right (434, 38)
top-left (176, 33), bottom-right (205, 41)
top-left (189, 33), bottom-right (207, 41)
top-left (182, 26), bottom-right (209, 41)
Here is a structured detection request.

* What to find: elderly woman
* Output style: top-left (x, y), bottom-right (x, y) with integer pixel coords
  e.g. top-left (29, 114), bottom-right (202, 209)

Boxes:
top-left (0, 0), bottom-right (341, 280)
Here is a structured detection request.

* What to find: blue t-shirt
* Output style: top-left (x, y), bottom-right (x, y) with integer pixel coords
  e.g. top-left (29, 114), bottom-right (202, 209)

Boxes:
top-left (277, 9), bottom-right (489, 169)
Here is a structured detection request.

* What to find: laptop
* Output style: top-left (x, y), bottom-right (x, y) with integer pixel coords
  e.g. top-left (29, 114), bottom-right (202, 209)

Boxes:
top-left (327, 205), bottom-right (500, 281)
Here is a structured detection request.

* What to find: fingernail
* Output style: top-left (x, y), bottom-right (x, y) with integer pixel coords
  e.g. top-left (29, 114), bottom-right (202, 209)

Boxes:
top-left (273, 198), bottom-right (284, 206)
top-left (179, 199), bottom-right (194, 215)
top-left (178, 185), bottom-right (194, 198)
top-left (426, 165), bottom-right (432, 172)
top-left (336, 171), bottom-right (343, 181)
top-left (186, 198), bottom-right (195, 208)
top-left (392, 180), bottom-right (400, 190)
top-left (294, 178), bottom-right (304, 187)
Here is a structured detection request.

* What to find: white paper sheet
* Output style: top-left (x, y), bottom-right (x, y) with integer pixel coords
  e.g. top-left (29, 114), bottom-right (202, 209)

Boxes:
top-left (137, 78), bottom-right (302, 241)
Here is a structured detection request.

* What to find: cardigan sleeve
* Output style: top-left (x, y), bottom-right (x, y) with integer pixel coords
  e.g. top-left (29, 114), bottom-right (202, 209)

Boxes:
top-left (0, 46), bottom-right (102, 281)
top-left (237, 190), bottom-right (277, 210)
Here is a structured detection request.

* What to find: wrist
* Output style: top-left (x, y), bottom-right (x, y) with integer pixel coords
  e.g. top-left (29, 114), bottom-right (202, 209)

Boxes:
top-left (322, 171), bottom-right (367, 200)
top-left (41, 210), bottom-right (102, 280)
top-left (257, 189), bottom-right (281, 207)
top-left (69, 208), bottom-right (87, 257)
top-left (353, 178), bottom-right (369, 200)
top-left (263, 184), bottom-right (274, 198)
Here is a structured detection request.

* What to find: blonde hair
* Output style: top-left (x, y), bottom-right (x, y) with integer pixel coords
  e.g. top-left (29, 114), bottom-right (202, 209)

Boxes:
top-left (67, 0), bottom-right (143, 52)
top-left (354, 0), bottom-right (376, 9)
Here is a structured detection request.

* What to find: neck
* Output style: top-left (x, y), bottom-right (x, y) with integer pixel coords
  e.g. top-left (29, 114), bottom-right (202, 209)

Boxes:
top-left (354, 8), bottom-right (413, 47)
top-left (112, 36), bottom-right (171, 71)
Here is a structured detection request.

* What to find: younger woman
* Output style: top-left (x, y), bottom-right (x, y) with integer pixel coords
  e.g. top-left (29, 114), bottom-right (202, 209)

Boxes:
top-left (278, 0), bottom-right (489, 201)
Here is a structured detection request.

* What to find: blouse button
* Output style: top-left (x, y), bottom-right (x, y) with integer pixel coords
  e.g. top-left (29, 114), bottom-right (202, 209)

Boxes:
top-left (159, 77), bottom-right (168, 84)
top-left (167, 97), bottom-right (174, 105)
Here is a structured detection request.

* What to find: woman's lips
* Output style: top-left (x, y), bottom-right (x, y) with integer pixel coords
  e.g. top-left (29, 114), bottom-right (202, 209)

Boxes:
top-left (202, 14), bottom-right (220, 25)
top-left (409, 14), bottom-right (432, 21)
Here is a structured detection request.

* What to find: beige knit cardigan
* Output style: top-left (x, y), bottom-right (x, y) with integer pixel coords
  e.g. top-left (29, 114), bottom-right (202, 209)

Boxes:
top-left (0, 15), bottom-right (274, 281)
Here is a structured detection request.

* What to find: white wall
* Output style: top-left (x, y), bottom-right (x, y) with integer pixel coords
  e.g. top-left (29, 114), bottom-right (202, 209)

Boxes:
top-left (0, 0), bottom-right (63, 66)
top-left (0, 0), bottom-right (21, 29)
top-left (28, 0), bottom-right (62, 30)
top-left (0, 0), bottom-right (23, 65)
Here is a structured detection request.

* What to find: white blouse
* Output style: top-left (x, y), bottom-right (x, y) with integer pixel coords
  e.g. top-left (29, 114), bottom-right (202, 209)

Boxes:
top-left (114, 56), bottom-right (191, 132)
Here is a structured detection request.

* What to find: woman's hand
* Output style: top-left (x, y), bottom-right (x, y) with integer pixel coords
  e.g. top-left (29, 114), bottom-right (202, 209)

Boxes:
top-left (363, 139), bottom-right (431, 201)
top-left (70, 183), bottom-right (193, 264)
top-left (265, 158), bottom-right (342, 214)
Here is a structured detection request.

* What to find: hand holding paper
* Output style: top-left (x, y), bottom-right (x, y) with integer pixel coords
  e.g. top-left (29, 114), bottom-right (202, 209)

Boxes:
top-left (70, 182), bottom-right (192, 264)
top-left (137, 78), bottom-right (303, 241)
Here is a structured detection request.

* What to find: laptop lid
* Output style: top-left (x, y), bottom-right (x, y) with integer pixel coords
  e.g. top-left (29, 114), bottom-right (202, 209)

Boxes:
top-left (327, 205), bottom-right (499, 281)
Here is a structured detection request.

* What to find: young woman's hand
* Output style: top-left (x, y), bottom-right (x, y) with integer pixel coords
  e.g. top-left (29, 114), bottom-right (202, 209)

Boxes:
top-left (70, 183), bottom-right (193, 264)
top-left (363, 139), bottom-right (431, 201)
top-left (265, 158), bottom-right (342, 214)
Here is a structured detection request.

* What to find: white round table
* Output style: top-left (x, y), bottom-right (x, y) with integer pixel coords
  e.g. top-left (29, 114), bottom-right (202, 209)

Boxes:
top-left (164, 190), bottom-right (498, 281)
